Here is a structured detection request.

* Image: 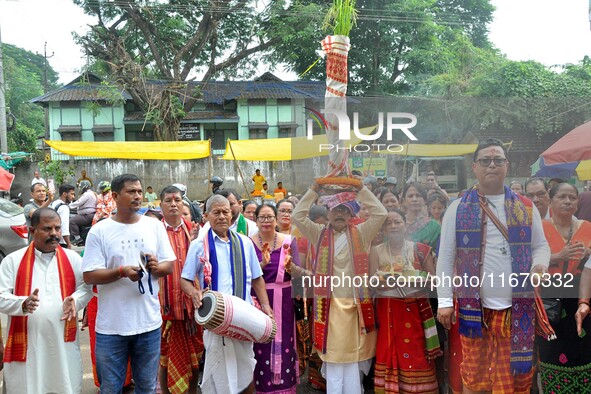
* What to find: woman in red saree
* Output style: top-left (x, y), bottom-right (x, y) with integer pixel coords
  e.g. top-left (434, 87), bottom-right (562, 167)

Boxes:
top-left (370, 208), bottom-right (441, 394)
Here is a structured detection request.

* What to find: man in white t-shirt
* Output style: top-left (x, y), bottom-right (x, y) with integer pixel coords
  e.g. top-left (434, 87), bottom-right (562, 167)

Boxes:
top-left (31, 170), bottom-right (47, 187)
top-left (50, 184), bottom-right (75, 248)
top-left (82, 174), bottom-right (175, 393)
top-left (436, 138), bottom-right (550, 393)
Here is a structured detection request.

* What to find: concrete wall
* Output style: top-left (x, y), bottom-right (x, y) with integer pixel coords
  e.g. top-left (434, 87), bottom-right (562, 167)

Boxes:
top-left (12, 156), bottom-right (330, 202)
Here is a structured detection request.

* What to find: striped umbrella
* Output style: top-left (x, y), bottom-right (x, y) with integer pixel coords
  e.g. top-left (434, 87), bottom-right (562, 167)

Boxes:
top-left (531, 120), bottom-right (591, 180)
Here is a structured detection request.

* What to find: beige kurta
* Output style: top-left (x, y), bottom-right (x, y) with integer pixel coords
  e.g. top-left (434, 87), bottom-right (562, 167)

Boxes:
top-left (0, 247), bottom-right (92, 394)
top-left (292, 187), bottom-right (387, 363)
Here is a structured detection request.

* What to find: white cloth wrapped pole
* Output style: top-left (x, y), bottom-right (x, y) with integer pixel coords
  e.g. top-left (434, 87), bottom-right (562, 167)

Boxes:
top-left (322, 35), bottom-right (351, 177)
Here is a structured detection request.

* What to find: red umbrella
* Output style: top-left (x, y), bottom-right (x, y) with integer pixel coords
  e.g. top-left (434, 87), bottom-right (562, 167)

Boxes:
top-left (531, 120), bottom-right (591, 179)
top-left (0, 167), bottom-right (15, 191)
top-left (541, 120), bottom-right (591, 165)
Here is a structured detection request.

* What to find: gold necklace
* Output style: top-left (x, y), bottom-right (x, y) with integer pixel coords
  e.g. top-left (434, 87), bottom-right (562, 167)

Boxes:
top-left (387, 240), bottom-right (408, 269)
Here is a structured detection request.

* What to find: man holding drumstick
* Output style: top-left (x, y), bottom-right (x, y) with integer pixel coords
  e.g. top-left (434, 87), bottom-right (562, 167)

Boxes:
top-left (181, 194), bottom-right (272, 394)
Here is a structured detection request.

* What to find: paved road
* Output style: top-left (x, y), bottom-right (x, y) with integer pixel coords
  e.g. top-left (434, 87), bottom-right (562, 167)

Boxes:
top-left (0, 246), bottom-right (325, 393)
top-left (0, 311), bottom-right (325, 394)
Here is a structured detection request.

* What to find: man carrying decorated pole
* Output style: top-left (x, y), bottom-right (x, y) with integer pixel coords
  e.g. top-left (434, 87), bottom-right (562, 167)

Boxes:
top-left (292, 3), bottom-right (389, 393)
top-left (293, 180), bottom-right (387, 393)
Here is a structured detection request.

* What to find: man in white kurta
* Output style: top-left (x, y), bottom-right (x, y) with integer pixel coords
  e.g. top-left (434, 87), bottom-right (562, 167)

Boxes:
top-left (0, 208), bottom-right (92, 394)
top-left (292, 182), bottom-right (387, 394)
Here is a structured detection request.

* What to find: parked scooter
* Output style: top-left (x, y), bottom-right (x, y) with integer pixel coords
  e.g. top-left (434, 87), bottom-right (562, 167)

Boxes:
top-left (10, 193), bottom-right (23, 207)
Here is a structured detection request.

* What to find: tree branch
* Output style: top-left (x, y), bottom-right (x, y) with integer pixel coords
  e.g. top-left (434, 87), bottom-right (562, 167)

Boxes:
top-left (202, 37), bottom-right (281, 82)
top-left (390, 38), bottom-right (406, 83)
top-left (118, 2), bottom-right (173, 79)
top-left (176, 13), bottom-right (215, 80)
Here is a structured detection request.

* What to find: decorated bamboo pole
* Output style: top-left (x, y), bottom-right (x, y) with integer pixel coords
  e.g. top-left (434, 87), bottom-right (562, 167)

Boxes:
top-left (228, 139), bottom-right (251, 198)
top-left (316, 0), bottom-right (360, 189)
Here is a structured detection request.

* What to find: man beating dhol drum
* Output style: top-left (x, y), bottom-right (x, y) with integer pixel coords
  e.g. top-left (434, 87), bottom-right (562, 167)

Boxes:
top-left (181, 194), bottom-right (273, 394)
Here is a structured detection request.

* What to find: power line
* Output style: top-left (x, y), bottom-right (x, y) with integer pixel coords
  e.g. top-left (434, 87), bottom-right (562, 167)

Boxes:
top-left (2, 0), bottom-right (490, 28)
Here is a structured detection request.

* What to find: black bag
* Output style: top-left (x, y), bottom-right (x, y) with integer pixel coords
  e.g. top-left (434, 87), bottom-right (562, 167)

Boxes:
top-left (294, 297), bottom-right (305, 321)
top-left (542, 297), bottom-right (563, 325)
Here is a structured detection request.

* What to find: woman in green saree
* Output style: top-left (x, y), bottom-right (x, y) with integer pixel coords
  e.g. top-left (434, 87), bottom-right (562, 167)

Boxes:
top-left (401, 182), bottom-right (440, 250)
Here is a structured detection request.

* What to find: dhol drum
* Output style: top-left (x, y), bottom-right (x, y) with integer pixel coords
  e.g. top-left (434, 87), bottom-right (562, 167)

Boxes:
top-left (196, 290), bottom-right (276, 343)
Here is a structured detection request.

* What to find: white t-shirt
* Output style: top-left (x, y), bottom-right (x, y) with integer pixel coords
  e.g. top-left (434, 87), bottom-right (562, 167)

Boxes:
top-left (50, 199), bottom-right (70, 243)
top-left (82, 215), bottom-right (176, 335)
top-left (31, 177), bottom-right (47, 187)
top-left (437, 193), bottom-right (550, 309)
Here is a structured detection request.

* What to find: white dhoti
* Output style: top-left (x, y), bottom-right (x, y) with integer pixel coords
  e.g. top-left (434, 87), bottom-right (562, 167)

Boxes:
top-left (322, 360), bottom-right (372, 394)
top-left (200, 330), bottom-right (256, 394)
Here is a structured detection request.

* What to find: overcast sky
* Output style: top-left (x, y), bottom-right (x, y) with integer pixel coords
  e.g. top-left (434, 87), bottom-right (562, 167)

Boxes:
top-left (1, 0), bottom-right (591, 84)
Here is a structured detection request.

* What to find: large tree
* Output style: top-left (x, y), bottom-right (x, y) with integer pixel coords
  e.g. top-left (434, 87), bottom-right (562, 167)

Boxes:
top-left (2, 44), bottom-right (57, 153)
top-left (73, 0), bottom-right (321, 141)
top-left (271, 0), bottom-right (495, 95)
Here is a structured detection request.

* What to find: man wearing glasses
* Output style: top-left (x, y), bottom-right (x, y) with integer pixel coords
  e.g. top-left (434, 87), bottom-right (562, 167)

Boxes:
top-left (82, 174), bottom-right (175, 393)
top-left (437, 138), bottom-right (550, 393)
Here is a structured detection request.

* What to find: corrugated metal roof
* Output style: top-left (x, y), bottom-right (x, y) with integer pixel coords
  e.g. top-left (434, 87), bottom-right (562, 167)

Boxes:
top-left (31, 75), bottom-right (325, 106)
top-left (124, 110), bottom-right (239, 122)
top-left (31, 84), bottom-right (133, 104)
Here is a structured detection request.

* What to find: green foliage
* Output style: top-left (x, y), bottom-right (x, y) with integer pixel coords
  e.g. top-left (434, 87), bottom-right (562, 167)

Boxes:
top-left (8, 124), bottom-right (39, 154)
top-left (38, 160), bottom-right (75, 186)
top-left (72, 0), bottom-right (297, 139)
top-left (272, 0), bottom-right (495, 95)
top-left (323, 0), bottom-right (358, 36)
top-left (79, 80), bottom-right (127, 117)
top-left (2, 44), bottom-right (54, 155)
top-left (264, 1), bottom-right (325, 76)
top-left (407, 53), bottom-right (591, 141)
top-left (2, 43), bottom-right (59, 91)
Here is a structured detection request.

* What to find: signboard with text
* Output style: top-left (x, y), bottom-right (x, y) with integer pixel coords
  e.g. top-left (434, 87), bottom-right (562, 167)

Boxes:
top-left (349, 157), bottom-right (387, 177)
top-left (178, 124), bottom-right (201, 141)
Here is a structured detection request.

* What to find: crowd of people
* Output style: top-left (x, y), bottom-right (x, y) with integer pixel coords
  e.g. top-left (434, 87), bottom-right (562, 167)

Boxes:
top-left (1, 138), bottom-right (591, 393)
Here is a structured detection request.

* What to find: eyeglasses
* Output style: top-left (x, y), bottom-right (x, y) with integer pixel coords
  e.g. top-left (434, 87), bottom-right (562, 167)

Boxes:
top-left (475, 158), bottom-right (507, 167)
top-left (278, 209), bottom-right (293, 215)
top-left (257, 216), bottom-right (276, 222)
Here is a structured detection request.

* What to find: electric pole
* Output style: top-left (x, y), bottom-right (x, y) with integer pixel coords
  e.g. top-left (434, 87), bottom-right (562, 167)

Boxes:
top-left (43, 42), bottom-right (54, 141)
top-left (0, 26), bottom-right (8, 154)
top-left (43, 42), bottom-right (54, 93)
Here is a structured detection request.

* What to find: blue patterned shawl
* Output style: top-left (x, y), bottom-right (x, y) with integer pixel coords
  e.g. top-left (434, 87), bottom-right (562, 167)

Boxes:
top-left (455, 186), bottom-right (535, 374)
